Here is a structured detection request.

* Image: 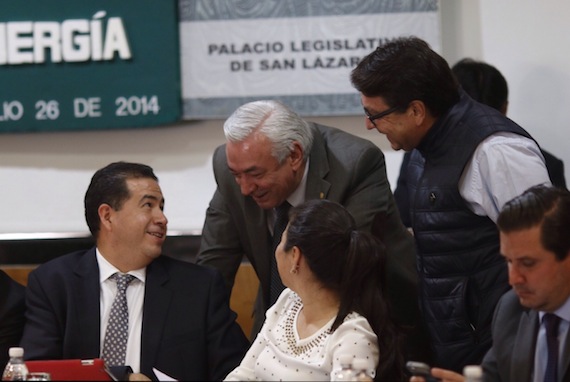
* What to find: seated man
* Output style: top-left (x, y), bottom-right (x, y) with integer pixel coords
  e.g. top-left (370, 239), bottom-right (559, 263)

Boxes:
top-left (0, 269), bottom-right (26, 368)
top-left (410, 185), bottom-right (570, 382)
top-left (20, 162), bottom-right (249, 381)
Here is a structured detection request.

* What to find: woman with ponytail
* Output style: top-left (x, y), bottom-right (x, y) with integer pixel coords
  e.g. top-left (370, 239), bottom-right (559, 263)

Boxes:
top-left (225, 199), bottom-right (405, 381)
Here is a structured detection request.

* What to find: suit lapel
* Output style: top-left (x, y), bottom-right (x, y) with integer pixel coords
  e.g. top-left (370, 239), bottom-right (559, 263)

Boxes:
top-left (244, 196), bottom-right (271, 296)
top-left (140, 259), bottom-right (172, 372)
top-left (511, 309), bottom-right (538, 382)
top-left (562, 320), bottom-right (570, 381)
top-left (305, 124), bottom-right (331, 200)
top-left (73, 248), bottom-right (103, 355)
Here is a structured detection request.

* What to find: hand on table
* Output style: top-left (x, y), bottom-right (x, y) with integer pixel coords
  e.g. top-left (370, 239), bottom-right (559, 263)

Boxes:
top-left (409, 367), bottom-right (465, 382)
top-left (128, 372), bottom-right (152, 381)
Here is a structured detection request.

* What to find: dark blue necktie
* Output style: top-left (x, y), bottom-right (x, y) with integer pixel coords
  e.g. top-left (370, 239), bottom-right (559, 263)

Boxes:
top-left (543, 313), bottom-right (561, 382)
top-left (269, 201), bottom-right (291, 305)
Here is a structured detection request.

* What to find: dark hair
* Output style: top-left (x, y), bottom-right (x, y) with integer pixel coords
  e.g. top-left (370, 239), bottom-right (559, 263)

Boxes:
top-left (84, 162), bottom-right (158, 238)
top-left (351, 36), bottom-right (459, 118)
top-left (285, 199), bottom-right (404, 381)
top-left (498, 185), bottom-right (570, 260)
top-left (451, 58), bottom-right (508, 112)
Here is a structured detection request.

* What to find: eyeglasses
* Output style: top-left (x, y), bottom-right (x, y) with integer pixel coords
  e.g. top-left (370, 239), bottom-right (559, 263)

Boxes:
top-left (364, 106), bottom-right (399, 127)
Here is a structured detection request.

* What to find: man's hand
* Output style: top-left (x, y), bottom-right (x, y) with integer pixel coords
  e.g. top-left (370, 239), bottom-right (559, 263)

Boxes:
top-left (409, 367), bottom-right (465, 382)
top-left (431, 367), bottom-right (465, 381)
top-left (128, 372), bottom-right (152, 381)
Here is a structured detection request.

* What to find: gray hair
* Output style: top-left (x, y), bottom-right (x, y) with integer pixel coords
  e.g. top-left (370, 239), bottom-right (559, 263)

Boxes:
top-left (223, 100), bottom-right (314, 163)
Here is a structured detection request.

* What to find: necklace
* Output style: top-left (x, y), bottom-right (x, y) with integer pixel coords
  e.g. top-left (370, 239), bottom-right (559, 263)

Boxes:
top-left (284, 298), bottom-right (332, 356)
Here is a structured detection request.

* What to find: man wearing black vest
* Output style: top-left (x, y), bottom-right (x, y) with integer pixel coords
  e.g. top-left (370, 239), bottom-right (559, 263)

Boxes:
top-left (410, 185), bottom-right (570, 382)
top-left (351, 37), bottom-right (551, 373)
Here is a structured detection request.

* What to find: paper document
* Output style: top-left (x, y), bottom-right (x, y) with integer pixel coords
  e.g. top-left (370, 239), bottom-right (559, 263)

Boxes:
top-left (153, 367), bottom-right (177, 381)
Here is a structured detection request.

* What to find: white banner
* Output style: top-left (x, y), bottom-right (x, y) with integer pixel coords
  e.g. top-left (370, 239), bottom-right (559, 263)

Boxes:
top-left (180, 0), bottom-right (441, 118)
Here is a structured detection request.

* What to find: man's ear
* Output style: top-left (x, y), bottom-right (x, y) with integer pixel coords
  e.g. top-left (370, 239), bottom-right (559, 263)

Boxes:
top-left (98, 204), bottom-right (113, 230)
top-left (289, 141), bottom-right (305, 171)
top-left (409, 100), bottom-right (427, 122)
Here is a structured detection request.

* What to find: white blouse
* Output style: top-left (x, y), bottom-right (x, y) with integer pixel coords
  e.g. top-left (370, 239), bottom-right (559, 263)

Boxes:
top-left (224, 289), bottom-right (379, 381)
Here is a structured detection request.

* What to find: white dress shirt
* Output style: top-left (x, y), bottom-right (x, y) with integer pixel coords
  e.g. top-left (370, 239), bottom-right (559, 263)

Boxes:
top-left (459, 132), bottom-right (551, 223)
top-left (269, 158), bottom-right (309, 234)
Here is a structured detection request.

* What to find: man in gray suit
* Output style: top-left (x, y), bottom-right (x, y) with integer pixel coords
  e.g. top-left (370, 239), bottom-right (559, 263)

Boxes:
top-left (410, 184), bottom-right (570, 382)
top-left (196, 100), bottom-right (428, 362)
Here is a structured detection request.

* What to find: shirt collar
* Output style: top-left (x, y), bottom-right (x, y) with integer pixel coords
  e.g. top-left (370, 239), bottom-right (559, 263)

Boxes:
top-left (96, 247), bottom-right (146, 284)
top-left (284, 158), bottom-right (309, 208)
top-left (539, 295), bottom-right (570, 323)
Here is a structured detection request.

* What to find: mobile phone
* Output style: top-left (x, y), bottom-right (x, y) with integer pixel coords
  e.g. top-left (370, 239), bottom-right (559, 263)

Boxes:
top-left (406, 361), bottom-right (431, 377)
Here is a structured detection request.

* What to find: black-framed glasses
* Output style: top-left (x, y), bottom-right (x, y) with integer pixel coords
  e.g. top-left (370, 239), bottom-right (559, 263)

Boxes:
top-left (364, 106), bottom-right (399, 126)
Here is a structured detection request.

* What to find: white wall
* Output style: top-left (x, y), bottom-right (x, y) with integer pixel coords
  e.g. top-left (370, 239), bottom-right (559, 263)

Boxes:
top-left (1, 0), bottom-right (569, 237)
top-left (478, 0), bottom-right (570, 173)
top-left (0, 116), bottom-right (397, 237)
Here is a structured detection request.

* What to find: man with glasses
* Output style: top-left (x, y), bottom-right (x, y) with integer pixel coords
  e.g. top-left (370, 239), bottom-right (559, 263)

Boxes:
top-left (364, 106), bottom-right (400, 127)
top-left (351, 37), bottom-right (551, 373)
top-left (196, 99), bottom-right (430, 363)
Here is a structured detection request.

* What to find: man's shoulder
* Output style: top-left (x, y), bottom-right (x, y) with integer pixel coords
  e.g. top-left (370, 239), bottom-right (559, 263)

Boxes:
top-left (495, 289), bottom-right (527, 320)
top-left (312, 123), bottom-right (379, 154)
top-left (151, 257), bottom-right (228, 297)
top-left (25, 248), bottom-right (94, 288)
top-left (34, 248), bottom-right (93, 272)
top-left (314, 123), bottom-right (371, 142)
top-left (0, 269), bottom-right (25, 298)
top-left (154, 256), bottom-right (219, 279)
top-left (212, 143), bottom-right (227, 163)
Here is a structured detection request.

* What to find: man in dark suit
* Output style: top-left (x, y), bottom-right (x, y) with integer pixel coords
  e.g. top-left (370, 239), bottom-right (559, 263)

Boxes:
top-left (20, 162), bottom-right (249, 381)
top-left (483, 184), bottom-right (570, 381)
top-left (411, 185), bottom-right (570, 382)
top-left (0, 270), bottom-right (25, 368)
top-left (196, 100), bottom-right (427, 362)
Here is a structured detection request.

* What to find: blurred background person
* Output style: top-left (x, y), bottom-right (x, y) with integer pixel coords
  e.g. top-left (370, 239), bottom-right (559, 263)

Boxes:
top-left (225, 199), bottom-right (405, 381)
top-left (452, 58), bottom-right (565, 188)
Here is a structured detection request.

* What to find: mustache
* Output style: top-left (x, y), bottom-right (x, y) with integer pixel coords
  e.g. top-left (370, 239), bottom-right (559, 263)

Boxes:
top-left (513, 286), bottom-right (531, 294)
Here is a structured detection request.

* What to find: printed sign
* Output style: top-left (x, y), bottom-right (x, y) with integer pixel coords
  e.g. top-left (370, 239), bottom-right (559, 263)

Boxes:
top-left (180, 0), bottom-right (441, 118)
top-left (0, 0), bottom-right (180, 132)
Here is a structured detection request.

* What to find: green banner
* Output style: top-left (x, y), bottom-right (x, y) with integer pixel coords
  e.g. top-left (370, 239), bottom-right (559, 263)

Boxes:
top-left (0, 0), bottom-right (180, 132)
